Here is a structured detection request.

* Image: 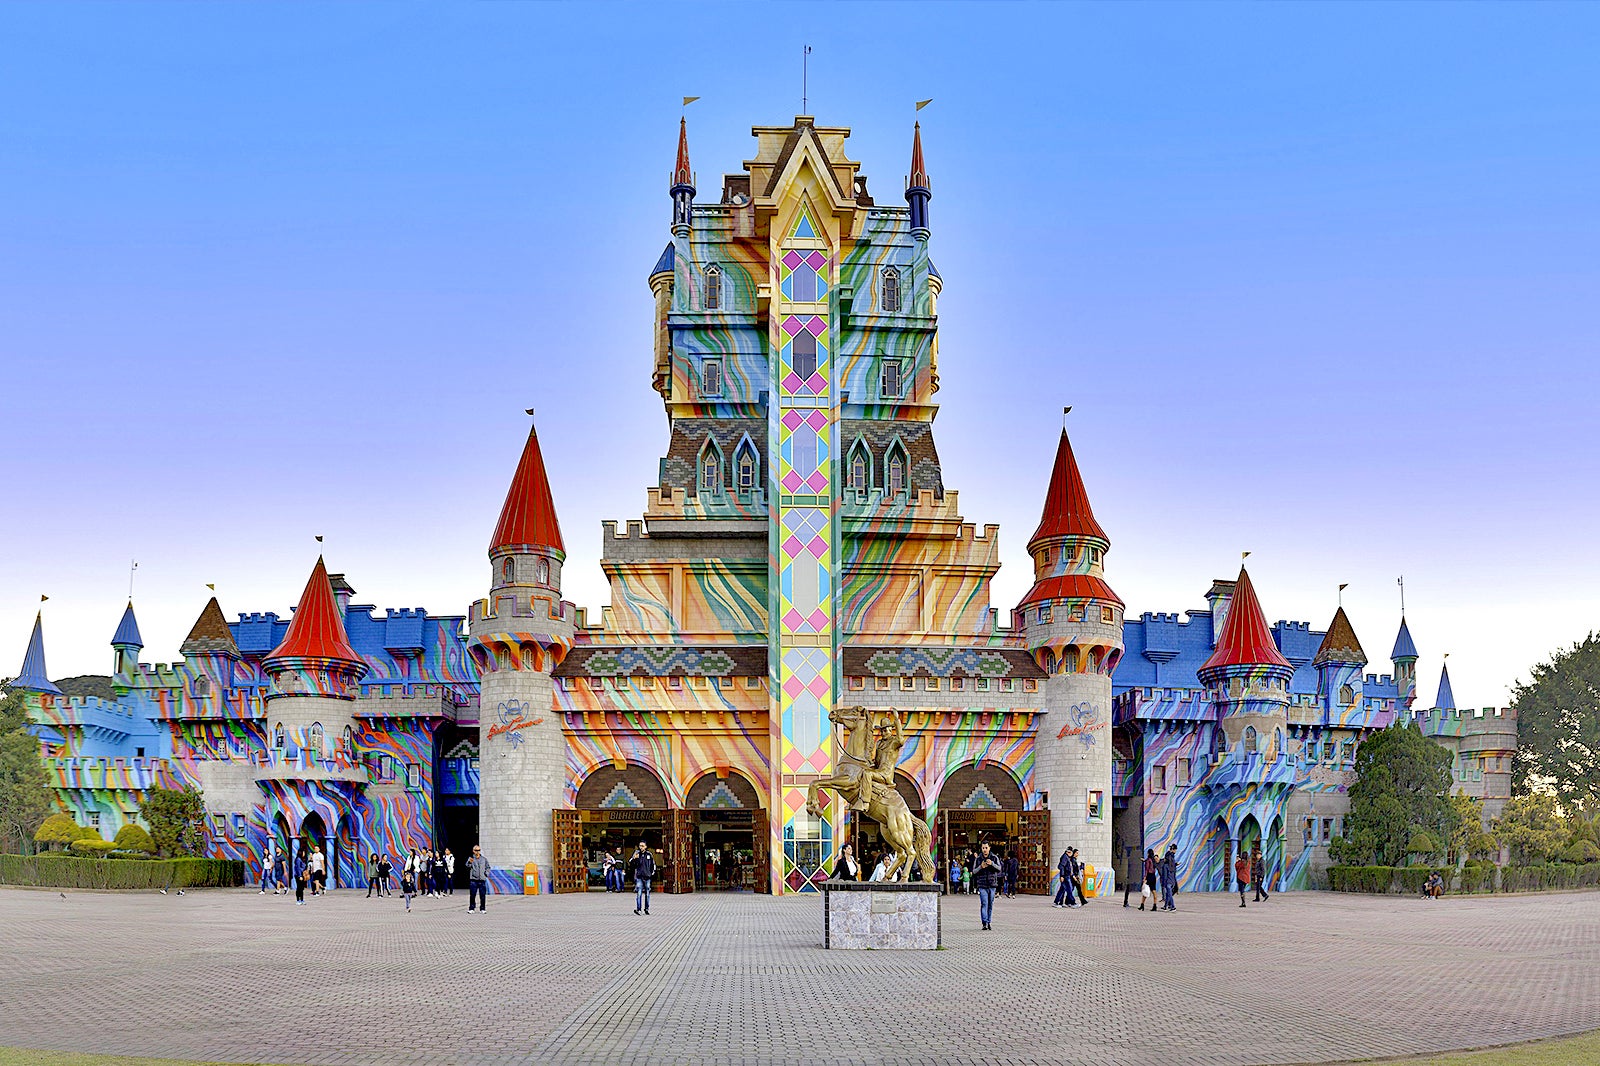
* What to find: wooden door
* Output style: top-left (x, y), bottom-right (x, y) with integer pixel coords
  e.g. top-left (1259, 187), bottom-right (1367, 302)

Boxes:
top-left (753, 808), bottom-right (771, 894)
top-left (666, 808), bottom-right (694, 893)
top-left (1019, 810), bottom-right (1050, 894)
top-left (552, 809), bottom-right (585, 893)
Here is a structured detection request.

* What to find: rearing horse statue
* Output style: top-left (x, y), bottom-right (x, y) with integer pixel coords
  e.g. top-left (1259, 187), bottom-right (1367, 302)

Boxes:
top-left (806, 706), bottom-right (935, 883)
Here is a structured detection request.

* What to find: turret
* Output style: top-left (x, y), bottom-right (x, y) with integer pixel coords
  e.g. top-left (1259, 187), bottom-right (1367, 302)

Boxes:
top-left (905, 122), bottom-right (931, 241)
top-left (1197, 566), bottom-right (1293, 754)
top-left (10, 612), bottom-right (61, 695)
top-left (1434, 660), bottom-right (1456, 711)
top-left (1018, 426), bottom-right (1122, 889)
top-left (1391, 616), bottom-right (1418, 713)
top-left (260, 557), bottom-right (367, 781)
top-left (469, 420), bottom-right (574, 892)
top-left (111, 601), bottom-right (143, 677)
top-left (670, 117), bottom-right (695, 238)
top-left (1312, 607), bottom-right (1367, 721)
top-left (181, 596), bottom-right (241, 705)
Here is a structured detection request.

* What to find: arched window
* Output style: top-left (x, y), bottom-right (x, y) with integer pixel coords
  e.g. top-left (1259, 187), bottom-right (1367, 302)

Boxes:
top-left (309, 723), bottom-right (324, 756)
top-left (885, 443), bottom-right (907, 498)
top-left (1244, 726), bottom-right (1259, 753)
top-left (501, 558), bottom-right (515, 584)
top-left (273, 724), bottom-right (285, 750)
top-left (735, 441), bottom-right (758, 494)
top-left (1338, 684), bottom-right (1355, 706)
top-left (1274, 728), bottom-right (1284, 759)
top-left (193, 675), bottom-right (210, 698)
top-left (536, 558), bottom-right (550, 585)
top-left (882, 267), bottom-right (901, 312)
top-left (704, 264), bottom-right (721, 310)
top-left (699, 441), bottom-right (723, 496)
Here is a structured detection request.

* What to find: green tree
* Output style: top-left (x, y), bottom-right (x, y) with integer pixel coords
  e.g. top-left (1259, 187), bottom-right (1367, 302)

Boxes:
top-left (1445, 794), bottom-right (1497, 862)
top-left (33, 811), bottom-right (85, 850)
top-left (1513, 632), bottom-right (1600, 814)
top-left (1337, 723), bottom-right (1454, 866)
top-left (113, 823), bottom-right (156, 854)
top-left (0, 689), bottom-right (55, 854)
top-left (139, 786), bottom-right (206, 856)
top-left (1493, 793), bottom-right (1568, 865)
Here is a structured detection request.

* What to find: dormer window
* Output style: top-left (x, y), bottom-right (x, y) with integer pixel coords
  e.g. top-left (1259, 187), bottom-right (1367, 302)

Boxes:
top-left (882, 267), bottom-right (901, 312)
top-left (848, 440), bottom-right (870, 495)
top-left (704, 264), bottom-right (721, 310)
top-left (699, 440), bottom-right (723, 496)
top-left (736, 444), bottom-right (757, 493)
top-left (703, 359), bottom-right (723, 397)
top-left (881, 358), bottom-right (903, 399)
top-left (886, 452), bottom-right (905, 497)
top-left (792, 333), bottom-right (817, 381)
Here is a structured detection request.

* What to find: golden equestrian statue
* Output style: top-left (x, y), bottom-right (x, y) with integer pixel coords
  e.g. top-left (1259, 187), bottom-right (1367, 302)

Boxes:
top-left (806, 706), bottom-right (935, 882)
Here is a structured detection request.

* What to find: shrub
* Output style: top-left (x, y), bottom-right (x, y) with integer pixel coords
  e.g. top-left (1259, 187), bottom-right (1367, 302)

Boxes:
top-left (1405, 830), bottom-right (1442, 860)
top-left (34, 813), bottom-right (87, 849)
top-left (113, 824), bottom-right (156, 855)
top-left (0, 853), bottom-right (245, 889)
top-left (1328, 866), bottom-right (1398, 893)
top-left (1561, 840), bottom-right (1600, 864)
top-left (67, 837), bottom-right (117, 856)
top-left (1458, 861), bottom-right (1497, 893)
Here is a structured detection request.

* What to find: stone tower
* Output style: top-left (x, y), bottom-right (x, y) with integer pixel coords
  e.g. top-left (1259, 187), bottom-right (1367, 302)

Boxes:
top-left (468, 422), bottom-right (573, 890)
top-left (111, 601), bottom-right (142, 678)
top-left (1391, 616), bottom-right (1418, 714)
top-left (1019, 427), bottom-right (1122, 889)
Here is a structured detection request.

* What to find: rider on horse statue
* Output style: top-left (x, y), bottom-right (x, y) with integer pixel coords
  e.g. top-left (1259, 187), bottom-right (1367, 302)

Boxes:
top-left (852, 711), bottom-right (905, 812)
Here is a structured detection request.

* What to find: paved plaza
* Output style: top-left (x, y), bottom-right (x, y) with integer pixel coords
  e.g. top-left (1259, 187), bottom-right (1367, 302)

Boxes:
top-left (1, 885), bottom-right (1598, 1066)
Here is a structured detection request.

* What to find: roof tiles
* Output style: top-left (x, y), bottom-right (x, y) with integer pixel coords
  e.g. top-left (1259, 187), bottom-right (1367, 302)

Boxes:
top-left (1200, 567), bottom-right (1292, 673)
top-left (490, 424), bottom-right (564, 555)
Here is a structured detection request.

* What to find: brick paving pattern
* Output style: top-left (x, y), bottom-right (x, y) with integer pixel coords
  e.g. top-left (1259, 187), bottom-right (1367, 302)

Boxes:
top-left (2, 886), bottom-right (1597, 1066)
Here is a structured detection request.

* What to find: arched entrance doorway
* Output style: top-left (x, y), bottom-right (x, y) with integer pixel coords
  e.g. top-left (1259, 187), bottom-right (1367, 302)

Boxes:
top-left (935, 762), bottom-right (1048, 894)
top-left (685, 772), bottom-right (770, 893)
top-left (300, 811), bottom-right (327, 890)
top-left (563, 763), bottom-right (678, 893)
top-left (1266, 816), bottom-right (1285, 892)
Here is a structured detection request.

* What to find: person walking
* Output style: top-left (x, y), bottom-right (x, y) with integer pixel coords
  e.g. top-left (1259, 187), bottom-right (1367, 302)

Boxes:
top-left (1054, 848), bottom-right (1074, 908)
top-left (1002, 850), bottom-right (1020, 899)
top-left (260, 844), bottom-right (278, 895)
top-left (629, 840), bottom-right (656, 915)
top-left (431, 851), bottom-right (446, 898)
top-left (602, 849), bottom-right (619, 892)
top-left (1252, 848), bottom-right (1270, 902)
top-left (309, 846), bottom-right (326, 896)
top-left (1160, 844), bottom-right (1179, 911)
top-left (443, 848), bottom-right (456, 895)
top-left (833, 842), bottom-right (861, 882)
top-left (1235, 851), bottom-right (1252, 907)
top-left (376, 853), bottom-right (392, 896)
top-left (1069, 848), bottom-right (1089, 906)
top-left (367, 853), bottom-right (383, 898)
top-left (972, 841), bottom-right (1002, 930)
top-left (401, 859), bottom-right (417, 913)
top-left (293, 851), bottom-right (308, 906)
top-left (467, 844), bottom-right (491, 912)
top-left (1141, 849), bottom-right (1158, 912)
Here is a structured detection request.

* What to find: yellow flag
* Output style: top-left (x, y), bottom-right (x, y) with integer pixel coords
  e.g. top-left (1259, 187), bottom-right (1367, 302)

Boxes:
top-left (683, 96), bottom-right (700, 107)
top-left (915, 99), bottom-right (933, 111)
top-left (206, 584), bottom-right (216, 591)
top-left (1241, 551), bottom-right (1251, 561)
top-left (40, 594), bottom-right (48, 603)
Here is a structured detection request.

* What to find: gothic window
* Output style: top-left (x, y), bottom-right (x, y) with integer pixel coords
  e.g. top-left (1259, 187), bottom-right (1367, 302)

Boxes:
top-left (1274, 728), bottom-right (1284, 758)
top-left (537, 558), bottom-right (550, 585)
top-left (193, 675), bottom-right (210, 698)
top-left (273, 724), bottom-right (284, 750)
top-left (882, 267), bottom-right (901, 312)
top-left (309, 723), bottom-right (324, 756)
top-left (704, 264), bottom-right (721, 310)
top-left (847, 440), bottom-right (870, 494)
top-left (1244, 725), bottom-right (1259, 753)
top-left (736, 441), bottom-right (758, 493)
top-left (703, 359), bottom-right (723, 396)
top-left (885, 444), bottom-right (907, 497)
top-left (699, 441), bottom-right (723, 496)
top-left (881, 358), bottom-right (903, 399)
top-left (792, 333), bottom-right (817, 381)
top-left (501, 558), bottom-right (514, 584)
top-left (1338, 684), bottom-right (1355, 705)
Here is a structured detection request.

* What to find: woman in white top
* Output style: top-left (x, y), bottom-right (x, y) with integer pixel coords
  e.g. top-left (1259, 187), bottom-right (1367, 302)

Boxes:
top-left (868, 853), bottom-right (887, 882)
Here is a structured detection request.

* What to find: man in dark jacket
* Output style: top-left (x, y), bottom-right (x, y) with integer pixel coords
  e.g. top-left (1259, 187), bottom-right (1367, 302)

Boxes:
top-left (1252, 848), bottom-right (1270, 902)
top-left (629, 841), bottom-right (657, 915)
top-left (1053, 848), bottom-right (1073, 907)
top-left (1159, 844), bottom-right (1179, 911)
top-left (972, 841), bottom-right (1002, 929)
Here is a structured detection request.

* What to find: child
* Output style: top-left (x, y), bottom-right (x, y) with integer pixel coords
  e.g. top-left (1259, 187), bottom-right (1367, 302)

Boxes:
top-left (401, 864), bottom-right (416, 913)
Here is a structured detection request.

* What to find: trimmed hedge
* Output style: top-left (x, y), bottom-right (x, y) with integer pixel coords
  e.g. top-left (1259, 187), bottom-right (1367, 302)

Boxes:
top-left (67, 838), bottom-right (117, 857)
top-left (1329, 862), bottom-right (1600, 895)
top-left (0, 853), bottom-right (245, 889)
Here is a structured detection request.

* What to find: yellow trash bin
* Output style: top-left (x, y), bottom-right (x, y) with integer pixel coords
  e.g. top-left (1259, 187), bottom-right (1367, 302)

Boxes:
top-left (1080, 863), bottom-right (1099, 898)
top-left (523, 862), bottom-right (541, 895)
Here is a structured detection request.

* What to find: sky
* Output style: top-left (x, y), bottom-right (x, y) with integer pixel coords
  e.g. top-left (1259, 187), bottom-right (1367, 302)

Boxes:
top-left (2, 2), bottom-right (1597, 705)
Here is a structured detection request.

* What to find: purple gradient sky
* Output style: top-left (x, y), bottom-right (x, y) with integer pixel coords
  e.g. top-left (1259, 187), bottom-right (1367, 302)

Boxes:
top-left (3, 3), bottom-right (1597, 703)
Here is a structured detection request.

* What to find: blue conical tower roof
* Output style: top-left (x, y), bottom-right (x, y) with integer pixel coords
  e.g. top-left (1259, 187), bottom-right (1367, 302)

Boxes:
top-left (1391, 616), bottom-right (1418, 660)
top-left (12, 613), bottom-right (61, 695)
top-left (112, 601), bottom-right (143, 649)
top-left (1434, 662), bottom-right (1455, 710)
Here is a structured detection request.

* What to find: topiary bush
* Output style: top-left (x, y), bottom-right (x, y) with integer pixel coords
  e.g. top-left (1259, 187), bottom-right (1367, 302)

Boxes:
top-left (67, 836), bottom-right (117, 857)
top-left (112, 824), bottom-right (156, 855)
top-left (33, 813), bottom-right (85, 850)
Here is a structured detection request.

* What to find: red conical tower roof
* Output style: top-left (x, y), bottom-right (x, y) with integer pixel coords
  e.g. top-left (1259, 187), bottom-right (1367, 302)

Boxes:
top-left (1028, 428), bottom-right (1108, 550)
top-left (267, 557), bottom-right (360, 664)
top-left (672, 117), bottom-right (693, 189)
top-left (909, 122), bottom-right (929, 188)
top-left (1200, 566), bottom-right (1291, 672)
top-left (490, 424), bottom-right (564, 555)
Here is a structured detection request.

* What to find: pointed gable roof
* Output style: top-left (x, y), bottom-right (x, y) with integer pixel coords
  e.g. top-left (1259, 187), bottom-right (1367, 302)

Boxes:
top-left (1028, 428), bottom-right (1108, 550)
top-left (1312, 607), bottom-right (1367, 667)
top-left (1391, 617), bottom-right (1418, 660)
top-left (672, 117), bottom-right (693, 189)
top-left (490, 424), bottom-right (564, 555)
top-left (1434, 663), bottom-right (1456, 710)
top-left (181, 597), bottom-right (240, 658)
top-left (11, 613), bottom-right (61, 695)
top-left (649, 241), bottom-right (675, 280)
top-left (1200, 567), bottom-right (1292, 673)
top-left (266, 557), bottom-right (360, 664)
top-left (111, 601), bottom-right (143, 648)
top-left (909, 121), bottom-right (929, 188)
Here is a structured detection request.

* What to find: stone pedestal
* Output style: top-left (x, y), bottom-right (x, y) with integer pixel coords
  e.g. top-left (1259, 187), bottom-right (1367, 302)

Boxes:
top-left (821, 880), bottom-right (941, 949)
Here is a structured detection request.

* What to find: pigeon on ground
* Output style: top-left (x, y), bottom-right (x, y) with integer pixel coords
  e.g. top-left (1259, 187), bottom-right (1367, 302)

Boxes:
top-left (59, 893), bottom-right (66, 900)
top-left (159, 888), bottom-right (167, 894)
top-left (176, 890), bottom-right (185, 896)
